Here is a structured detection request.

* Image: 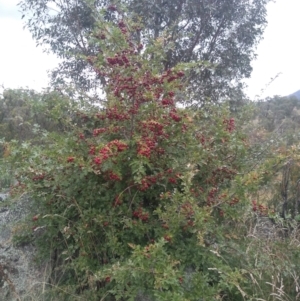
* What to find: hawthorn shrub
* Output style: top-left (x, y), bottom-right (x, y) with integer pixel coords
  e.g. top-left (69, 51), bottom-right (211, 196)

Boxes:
top-left (9, 14), bottom-right (252, 300)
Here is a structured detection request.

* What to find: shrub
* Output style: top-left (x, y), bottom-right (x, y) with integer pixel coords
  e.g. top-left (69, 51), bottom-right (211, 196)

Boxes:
top-left (9, 15), bottom-right (250, 301)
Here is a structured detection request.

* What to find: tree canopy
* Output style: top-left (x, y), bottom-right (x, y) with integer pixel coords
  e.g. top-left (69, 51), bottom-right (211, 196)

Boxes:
top-left (19, 0), bottom-right (270, 104)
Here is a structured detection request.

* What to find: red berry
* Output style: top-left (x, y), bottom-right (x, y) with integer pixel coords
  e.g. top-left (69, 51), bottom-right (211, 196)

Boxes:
top-left (164, 235), bottom-right (172, 242)
top-left (94, 157), bottom-right (102, 165)
top-left (177, 71), bottom-right (185, 77)
top-left (67, 157), bottom-right (75, 163)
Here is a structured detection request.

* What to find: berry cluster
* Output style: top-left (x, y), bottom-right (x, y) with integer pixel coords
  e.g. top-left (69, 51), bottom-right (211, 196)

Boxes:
top-left (229, 197), bottom-right (239, 206)
top-left (137, 137), bottom-right (156, 158)
top-left (137, 169), bottom-right (179, 191)
top-left (223, 118), bottom-right (235, 133)
top-left (67, 157), bottom-right (75, 163)
top-left (163, 235), bottom-right (172, 242)
top-left (89, 146), bottom-right (96, 155)
top-left (161, 98), bottom-right (174, 106)
top-left (168, 177), bottom-right (177, 184)
top-left (92, 140), bottom-right (128, 166)
top-left (132, 207), bottom-right (149, 222)
top-left (108, 171), bottom-right (121, 181)
top-left (106, 105), bottom-right (130, 121)
top-left (138, 175), bottom-right (159, 191)
top-left (169, 110), bottom-right (182, 122)
top-left (94, 156), bottom-right (102, 165)
top-left (190, 186), bottom-right (204, 198)
top-left (183, 219), bottom-right (195, 231)
top-left (252, 200), bottom-right (268, 215)
top-left (93, 128), bottom-right (106, 136)
top-left (137, 143), bottom-right (151, 158)
top-left (140, 120), bottom-right (164, 136)
top-left (207, 187), bottom-right (218, 206)
top-left (118, 20), bottom-right (127, 34)
top-left (108, 140), bottom-right (128, 152)
top-left (208, 166), bottom-right (237, 185)
top-left (181, 202), bottom-right (195, 218)
top-left (107, 54), bottom-right (129, 66)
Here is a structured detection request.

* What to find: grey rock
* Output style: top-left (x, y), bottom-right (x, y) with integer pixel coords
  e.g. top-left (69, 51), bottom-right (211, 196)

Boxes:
top-left (0, 195), bottom-right (51, 301)
top-left (0, 193), bottom-right (9, 202)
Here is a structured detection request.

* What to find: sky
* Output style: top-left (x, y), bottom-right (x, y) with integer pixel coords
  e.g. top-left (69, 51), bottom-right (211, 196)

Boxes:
top-left (0, 0), bottom-right (299, 100)
top-left (243, 0), bottom-right (300, 99)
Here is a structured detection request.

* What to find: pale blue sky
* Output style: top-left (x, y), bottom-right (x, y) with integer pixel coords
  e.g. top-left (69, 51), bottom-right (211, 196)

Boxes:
top-left (0, 0), bottom-right (299, 99)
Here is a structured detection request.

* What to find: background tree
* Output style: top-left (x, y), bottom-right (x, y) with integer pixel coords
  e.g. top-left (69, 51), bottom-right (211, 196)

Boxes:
top-left (254, 95), bottom-right (300, 143)
top-left (0, 88), bottom-right (77, 188)
top-left (19, 0), bottom-right (270, 105)
top-left (0, 88), bottom-right (78, 144)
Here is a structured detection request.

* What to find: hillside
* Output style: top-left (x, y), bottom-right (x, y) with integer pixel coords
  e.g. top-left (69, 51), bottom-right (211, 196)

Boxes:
top-left (290, 89), bottom-right (300, 100)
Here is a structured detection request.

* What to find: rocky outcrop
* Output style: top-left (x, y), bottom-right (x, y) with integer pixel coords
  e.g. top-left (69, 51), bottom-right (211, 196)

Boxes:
top-left (0, 193), bottom-right (50, 301)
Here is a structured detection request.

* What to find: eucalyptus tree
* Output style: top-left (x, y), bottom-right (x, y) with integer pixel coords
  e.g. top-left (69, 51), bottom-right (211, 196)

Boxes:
top-left (19, 0), bottom-right (270, 105)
